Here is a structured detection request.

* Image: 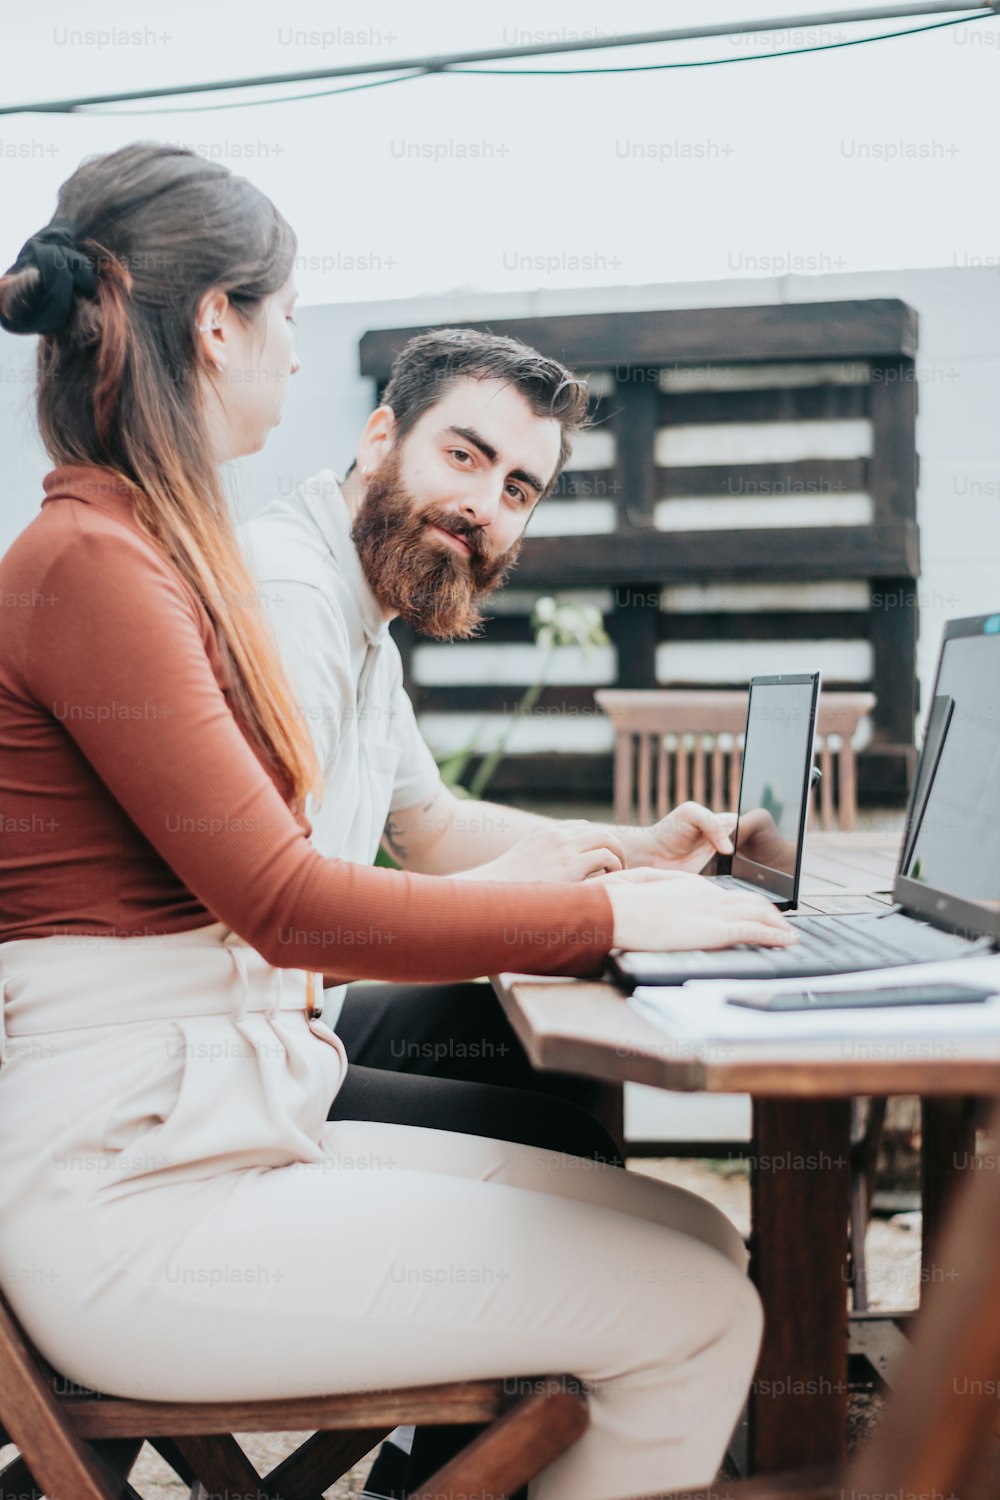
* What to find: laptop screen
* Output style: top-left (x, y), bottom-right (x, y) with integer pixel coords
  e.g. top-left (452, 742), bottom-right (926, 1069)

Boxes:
top-left (901, 623), bottom-right (1000, 925)
top-left (730, 674), bottom-right (820, 898)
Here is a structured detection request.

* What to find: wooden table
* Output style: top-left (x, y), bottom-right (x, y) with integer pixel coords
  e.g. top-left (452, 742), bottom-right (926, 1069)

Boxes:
top-left (492, 832), bottom-right (996, 1474)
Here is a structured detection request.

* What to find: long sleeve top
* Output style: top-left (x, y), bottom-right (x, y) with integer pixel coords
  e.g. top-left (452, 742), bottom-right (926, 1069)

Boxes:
top-left (0, 466), bottom-right (613, 981)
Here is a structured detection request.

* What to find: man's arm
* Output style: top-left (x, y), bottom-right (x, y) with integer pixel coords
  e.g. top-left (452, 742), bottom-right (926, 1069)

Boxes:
top-left (385, 785), bottom-right (553, 871)
top-left (384, 787), bottom-right (630, 881)
top-left (385, 788), bottom-right (735, 880)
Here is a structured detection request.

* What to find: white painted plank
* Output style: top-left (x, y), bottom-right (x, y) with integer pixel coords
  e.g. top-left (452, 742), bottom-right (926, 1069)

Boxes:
top-left (527, 499), bottom-right (617, 536)
top-left (419, 709), bottom-right (872, 758)
top-left (487, 587), bottom-right (614, 615)
top-left (654, 493), bottom-right (873, 530)
top-left (659, 580), bottom-right (870, 612)
top-left (564, 428), bottom-right (615, 469)
top-left (654, 638), bottom-right (873, 683)
top-left (413, 641), bottom-right (617, 686)
top-left (584, 370), bottom-right (615, 397)
top-left (418, 711), bottom-right (615, 756)
top-left (655, 418), bottom-right (873, 466)
top-left (658, 360), bottom-right (871, 392)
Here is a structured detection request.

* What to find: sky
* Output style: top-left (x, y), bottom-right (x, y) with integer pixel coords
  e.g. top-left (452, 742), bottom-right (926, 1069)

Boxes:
top-left (2, 1), bottom-right (999, 305)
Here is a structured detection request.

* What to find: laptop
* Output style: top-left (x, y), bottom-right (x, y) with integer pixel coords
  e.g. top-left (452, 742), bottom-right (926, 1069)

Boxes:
top-left (706, 672), bottom-right (820, 912)
top-left (898, 690), bottom-right (954, 874)
top-left (610, 615), bottom-right (1000, 989)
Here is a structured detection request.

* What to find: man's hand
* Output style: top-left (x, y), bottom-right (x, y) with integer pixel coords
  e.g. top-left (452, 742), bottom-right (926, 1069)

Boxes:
top-left (628, 800), bottom-right (738, 873)
top-left (732, 806), bottom-right (797, 875)
top-left (451, 821), bottom-right (627, 884)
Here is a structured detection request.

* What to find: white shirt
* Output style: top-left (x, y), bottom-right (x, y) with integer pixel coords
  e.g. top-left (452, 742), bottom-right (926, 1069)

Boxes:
top-left (240, 470), bottom-right (442, 1027)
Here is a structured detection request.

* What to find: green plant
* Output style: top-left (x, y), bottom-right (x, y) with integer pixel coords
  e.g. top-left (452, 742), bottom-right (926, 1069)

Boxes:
top-left (439, 595), bottom-right (610, 800)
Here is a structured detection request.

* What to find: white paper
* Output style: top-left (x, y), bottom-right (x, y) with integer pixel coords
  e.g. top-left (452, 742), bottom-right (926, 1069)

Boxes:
top-left (630, 954), bottom-right (1000, 1046)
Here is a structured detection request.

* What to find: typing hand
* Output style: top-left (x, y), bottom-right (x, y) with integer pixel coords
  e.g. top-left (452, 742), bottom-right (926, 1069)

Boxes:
top-left (605, 871), bottom-right (797, 952)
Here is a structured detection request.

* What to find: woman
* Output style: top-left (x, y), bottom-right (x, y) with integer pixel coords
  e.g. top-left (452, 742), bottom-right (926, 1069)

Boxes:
top-left (0, 144), bottom-right (793, 1500)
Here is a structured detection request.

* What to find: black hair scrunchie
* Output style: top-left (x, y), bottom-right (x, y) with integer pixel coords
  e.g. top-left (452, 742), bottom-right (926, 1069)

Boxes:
top-left (0, 218), bottom-right (98, 334)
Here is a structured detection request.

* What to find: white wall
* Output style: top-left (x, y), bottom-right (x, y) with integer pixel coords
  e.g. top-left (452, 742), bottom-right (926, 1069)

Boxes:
top-left (6, 262), bottom-right (1000, 727)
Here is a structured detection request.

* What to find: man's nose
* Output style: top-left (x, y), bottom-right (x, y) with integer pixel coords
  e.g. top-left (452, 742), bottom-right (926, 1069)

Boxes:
top-left (457, 483), bottom-right (501, 527)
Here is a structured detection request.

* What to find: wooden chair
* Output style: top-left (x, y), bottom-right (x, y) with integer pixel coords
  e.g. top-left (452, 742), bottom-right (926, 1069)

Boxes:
top-left (595, 690), bottom-right (877, 833)
top-left (0, 1303), bottom-right (588, 1500)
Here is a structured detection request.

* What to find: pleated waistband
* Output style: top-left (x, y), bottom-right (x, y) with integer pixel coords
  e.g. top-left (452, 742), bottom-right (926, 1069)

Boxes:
top-left (0, 923), bottom-right (319, 1063)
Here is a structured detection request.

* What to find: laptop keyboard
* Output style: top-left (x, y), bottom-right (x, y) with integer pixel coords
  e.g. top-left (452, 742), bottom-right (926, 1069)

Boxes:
top-left (615, 910), bottom-right (976, 985)
top-left (777, 914), bottom-right (927, 970)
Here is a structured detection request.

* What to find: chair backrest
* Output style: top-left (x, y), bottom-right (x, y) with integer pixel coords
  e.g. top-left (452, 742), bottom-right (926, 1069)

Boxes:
top-left (0, 1287), bottom-right (118, 1500)
top-left (595, 688), bottom-right (876, 832)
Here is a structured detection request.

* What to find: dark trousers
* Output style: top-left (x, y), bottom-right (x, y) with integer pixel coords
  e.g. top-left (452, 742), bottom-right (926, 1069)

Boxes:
top-left (336, 978), bottom-right (611, 1112)
top-left (327, 980), bottom-right (623, 1496)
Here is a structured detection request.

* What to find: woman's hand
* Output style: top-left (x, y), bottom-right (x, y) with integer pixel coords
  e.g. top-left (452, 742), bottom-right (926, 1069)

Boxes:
top-left (451, 822), bottom-right (627, 884)
top-left (602, 869), bottom-right (796, 952)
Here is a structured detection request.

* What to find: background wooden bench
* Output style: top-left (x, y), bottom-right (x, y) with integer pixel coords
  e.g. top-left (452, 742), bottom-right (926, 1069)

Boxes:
top-left (595, 687), bottom-right (876, 831)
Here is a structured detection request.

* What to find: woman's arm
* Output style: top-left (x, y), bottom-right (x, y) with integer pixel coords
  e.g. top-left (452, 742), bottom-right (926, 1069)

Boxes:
top-left (25, 522), bottom-right (613, 982)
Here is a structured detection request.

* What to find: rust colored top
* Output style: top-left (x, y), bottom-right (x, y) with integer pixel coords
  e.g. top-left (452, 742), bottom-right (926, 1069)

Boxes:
top-left (0, 466), bottom-right (612, 981)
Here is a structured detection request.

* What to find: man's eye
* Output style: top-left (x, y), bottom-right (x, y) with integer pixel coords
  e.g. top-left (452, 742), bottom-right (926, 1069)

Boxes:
top-left (450, 449), bottom-right (473, 465)
top-left (506, 484), bottom-right (528, 504)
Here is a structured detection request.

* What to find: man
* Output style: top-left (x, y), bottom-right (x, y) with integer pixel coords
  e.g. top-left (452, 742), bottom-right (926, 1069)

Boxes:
top-left (241, 330), bottom-right (736, 1496)
top-left (241, 326), bottom-right (734, 1093)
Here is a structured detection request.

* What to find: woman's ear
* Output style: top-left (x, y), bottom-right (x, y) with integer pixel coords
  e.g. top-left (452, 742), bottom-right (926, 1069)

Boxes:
top-left (196, 289), bottom-right (229, 371)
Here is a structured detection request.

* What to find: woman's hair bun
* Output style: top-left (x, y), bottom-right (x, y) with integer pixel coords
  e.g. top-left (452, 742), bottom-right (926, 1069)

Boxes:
top-left (0, 218), bottom-right (97, 336)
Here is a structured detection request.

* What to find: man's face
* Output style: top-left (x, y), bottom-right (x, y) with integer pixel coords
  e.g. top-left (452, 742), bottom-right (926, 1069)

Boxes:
top-left (352, 376), bottom-right (563, 639)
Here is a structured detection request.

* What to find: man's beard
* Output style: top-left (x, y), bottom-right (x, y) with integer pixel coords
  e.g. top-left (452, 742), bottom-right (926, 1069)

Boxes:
top-left (351, 451), bottom-right (523, 639)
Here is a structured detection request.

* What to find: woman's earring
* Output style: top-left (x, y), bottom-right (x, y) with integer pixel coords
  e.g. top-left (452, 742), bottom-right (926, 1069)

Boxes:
top-left (198, 321), bottom-right (224, 368)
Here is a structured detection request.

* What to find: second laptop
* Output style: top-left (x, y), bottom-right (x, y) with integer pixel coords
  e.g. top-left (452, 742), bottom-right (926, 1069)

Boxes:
top-left (704, 670), bottom-right (820, 912)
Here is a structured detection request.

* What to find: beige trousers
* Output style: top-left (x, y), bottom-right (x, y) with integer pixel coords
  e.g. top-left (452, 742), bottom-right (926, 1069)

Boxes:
top-left (0, 923), bottom-right (762, 1500)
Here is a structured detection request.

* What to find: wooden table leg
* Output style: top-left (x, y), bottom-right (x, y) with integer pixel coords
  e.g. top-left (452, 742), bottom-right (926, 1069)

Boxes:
top-left (748, 1097), bottom-right (852, 1473)
top-left (921, 1095), bottom-right (979, 1283)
